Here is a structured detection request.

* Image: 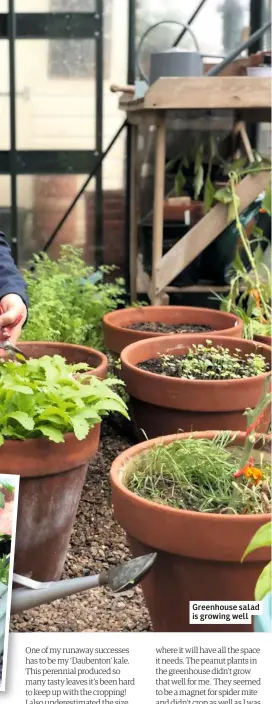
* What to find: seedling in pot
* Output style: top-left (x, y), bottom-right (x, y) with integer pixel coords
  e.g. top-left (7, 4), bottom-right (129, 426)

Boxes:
top-left (139, 340), bottom-right (270, 380)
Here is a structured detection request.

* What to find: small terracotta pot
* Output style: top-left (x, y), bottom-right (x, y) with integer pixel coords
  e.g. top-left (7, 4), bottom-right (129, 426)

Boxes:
top-left (163, 199), bottom-right (203, 223)
top-left (1, 426), bottom-right (100, 581)
top-left (111, 431), bottom-right (271, 632)
top-left (121, 334), bottom-right (271, 436)
top-left (19, 341), bottom-right (108, 379)
top-left (254, 334), bottom-right (271, 347)
top-left (103, 306), bottom-right (243, 355)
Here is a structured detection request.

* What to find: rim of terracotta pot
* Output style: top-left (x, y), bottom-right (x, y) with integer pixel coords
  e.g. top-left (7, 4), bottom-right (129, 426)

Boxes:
top-left (120, 334), bottom-right (272, 412)
top-left (254, 334), bottom-right (271, 347)
top-left (110, 430), bottom-right (271, 562)
top-left (19, 341), bottom-right (108, 379)
top-left (103, 306), bottom-right (243, 353)
top-left (0, 424), bottom-right (100, 478)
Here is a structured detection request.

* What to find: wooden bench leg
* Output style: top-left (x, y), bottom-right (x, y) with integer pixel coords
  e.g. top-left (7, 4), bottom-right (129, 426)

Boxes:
top-left (151, 117), bottom-right (166, 305)
top-left (129, 124), bottom-right (139, 303)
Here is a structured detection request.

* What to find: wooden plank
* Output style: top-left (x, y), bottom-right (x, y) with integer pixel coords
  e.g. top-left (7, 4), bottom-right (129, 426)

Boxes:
top-left (129, 124), bottom-right (139, 303)
top-left (156, 171), bottom-right (270, 294)
top-left (151, 118), bottom-right (166, 305)
top-left (143, 77), bottom-right (271, 111)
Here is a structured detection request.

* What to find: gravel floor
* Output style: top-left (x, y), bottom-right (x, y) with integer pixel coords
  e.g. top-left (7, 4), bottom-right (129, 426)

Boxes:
top-left (10, 422), bottom-right (151, 633)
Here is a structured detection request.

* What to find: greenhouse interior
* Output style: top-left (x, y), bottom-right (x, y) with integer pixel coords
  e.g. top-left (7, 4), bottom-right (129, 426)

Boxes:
top-left (0, 0), bottom-right (271, 635)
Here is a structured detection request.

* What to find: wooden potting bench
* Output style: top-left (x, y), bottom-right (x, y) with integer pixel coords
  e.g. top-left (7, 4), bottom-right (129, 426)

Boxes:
top-left (119, 76), bottom-right (271, 304)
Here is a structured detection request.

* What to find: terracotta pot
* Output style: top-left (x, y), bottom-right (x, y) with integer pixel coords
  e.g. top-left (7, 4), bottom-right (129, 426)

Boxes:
top-left (254, 334), bottom-right (271, 347)
top-left (1, 425), bottom-right (100, 581)
top-left (103, 306), bottom-right (243, 355)
top-left (163, 199), bottom-right (203, 223)
top-left (121, 334), bottom-right (271, 437)
top-left (19, 341), bottom-right (108, 379)
top-left (111, 431), bottom-right (271, 632)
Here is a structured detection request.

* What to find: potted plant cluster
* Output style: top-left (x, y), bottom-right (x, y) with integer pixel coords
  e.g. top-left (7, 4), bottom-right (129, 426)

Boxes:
top-left (0, 353), bottom-right (128, 581)
top-left (111, 380), bottom-right (271, 632)
top-left (121, 334), bottom-right (271, 437)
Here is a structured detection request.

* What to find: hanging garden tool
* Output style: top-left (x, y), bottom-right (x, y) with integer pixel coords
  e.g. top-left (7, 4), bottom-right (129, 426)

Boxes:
top-left (11, 553), bottom-right (157, 614)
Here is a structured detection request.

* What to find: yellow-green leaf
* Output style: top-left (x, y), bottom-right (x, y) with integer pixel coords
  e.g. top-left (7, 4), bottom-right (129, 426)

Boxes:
top-left (255, 562), bottom-right (272, 601)
top-left (242, 521), bottom-right (271, 561)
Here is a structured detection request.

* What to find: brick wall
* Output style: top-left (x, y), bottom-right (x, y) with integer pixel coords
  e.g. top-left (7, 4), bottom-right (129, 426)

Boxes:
top-left (84, 189), bottom-right (126, 274)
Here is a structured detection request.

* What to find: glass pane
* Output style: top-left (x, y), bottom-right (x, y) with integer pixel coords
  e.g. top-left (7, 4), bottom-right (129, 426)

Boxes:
top-left (17, 174), bottom-right (88, 264)
top-left (0, 178), bottom-right (11, 246)
top-left (136, 0), bottom-right (251, 71)
top-left (0, 41), bottom-right (10, 149)
top-left (15, 0), bottom-right (96, 11)
top-left (0, 1), bottom-right (8, 11)
top-left (16, 39), bottom-right (96, 149)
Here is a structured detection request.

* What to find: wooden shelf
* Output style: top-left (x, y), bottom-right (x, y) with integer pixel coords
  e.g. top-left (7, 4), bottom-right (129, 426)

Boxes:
top-left (120, 76), bottom-right (271, 305)
top-left (120, 77), bottom-right (271, 118)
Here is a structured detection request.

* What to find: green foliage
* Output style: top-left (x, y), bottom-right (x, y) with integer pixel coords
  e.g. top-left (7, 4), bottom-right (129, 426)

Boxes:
top-left (125, 433), bottom-right (270, 515)
top-left (21, 246), bottom-right (125, 350)
top-left (242, 522), bottom-right (272, 601)
top-left (0, 354), bottom-right (128, 445)
top-left (160, 341), bottom-right (269, 380)
top-left (0, 555), bottom-right (9, 586)
top-left (215, 227), bottom-right (272, 339)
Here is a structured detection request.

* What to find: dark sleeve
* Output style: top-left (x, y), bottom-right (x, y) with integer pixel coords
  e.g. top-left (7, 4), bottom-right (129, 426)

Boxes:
top-left (0, 231), bottom-right (28, 308)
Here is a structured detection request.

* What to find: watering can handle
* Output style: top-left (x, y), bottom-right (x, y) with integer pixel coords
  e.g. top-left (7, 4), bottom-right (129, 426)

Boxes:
top-left (136, 20), bottom-right (201, 83)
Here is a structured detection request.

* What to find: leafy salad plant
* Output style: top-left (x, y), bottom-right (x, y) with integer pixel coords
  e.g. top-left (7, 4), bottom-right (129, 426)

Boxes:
top-left (0, 354), bottom-right (128, 445)
top-left (21, 246), bottom-right (125, 350)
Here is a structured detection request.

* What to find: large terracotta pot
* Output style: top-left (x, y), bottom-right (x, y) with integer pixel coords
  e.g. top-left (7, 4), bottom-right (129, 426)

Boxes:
top-left (1, 426), bottom-right (100, 581)
top-left (111, 431), bottom-right (271, 632)
top-left (254, 334), bottom-right (271, 347)
top-left (19, 341), bottom-right (108, 379)
top-left (121, 334), bottom-right (271, 437)
top-left (103, 306), bottom-right (243, 355)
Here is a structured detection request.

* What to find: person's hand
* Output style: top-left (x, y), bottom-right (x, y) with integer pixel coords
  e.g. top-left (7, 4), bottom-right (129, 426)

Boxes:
top-left (0, 294), bottom-right (27, 344)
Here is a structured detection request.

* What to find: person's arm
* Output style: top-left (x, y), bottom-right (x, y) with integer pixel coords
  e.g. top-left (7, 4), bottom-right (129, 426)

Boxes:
top-left (0, 231), bottom-right (28, 343)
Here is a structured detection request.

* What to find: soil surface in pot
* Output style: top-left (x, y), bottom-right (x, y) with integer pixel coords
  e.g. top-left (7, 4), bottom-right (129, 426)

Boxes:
top-left (10, 422), bottom-right (151, 633)
top-left (138, 348), bottom-right (269, 380)
top-left (125, 322), bottom-right (213, 334)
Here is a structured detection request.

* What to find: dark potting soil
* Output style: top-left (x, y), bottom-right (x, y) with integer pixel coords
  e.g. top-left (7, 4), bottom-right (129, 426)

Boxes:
top-left (138, 353), bottom-right (269, 380)
top-left (125, 322), bottom-right (213, 334)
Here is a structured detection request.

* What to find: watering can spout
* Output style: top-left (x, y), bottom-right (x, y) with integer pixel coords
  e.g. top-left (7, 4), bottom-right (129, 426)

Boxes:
top-left (11, 553), bottom-right (157, 614)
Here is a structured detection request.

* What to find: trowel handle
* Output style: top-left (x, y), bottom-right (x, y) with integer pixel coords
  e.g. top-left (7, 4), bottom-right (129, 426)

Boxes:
top-left (110, 84), bottom-right (135, 94)
top-left (11, 574), bottom-right (103, 614)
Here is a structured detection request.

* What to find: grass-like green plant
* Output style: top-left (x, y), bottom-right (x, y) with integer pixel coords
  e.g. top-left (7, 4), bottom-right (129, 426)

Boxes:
top-left (21, 246), bottom-right (125, 350)
top-left (159, 341), bottom-right (269, 380)
top-left (124, 381), bottom-right (271, 515)
top-left (0, 354), bottom-right (128, 445)
top-left (125, 433), bottom-right (270, 515)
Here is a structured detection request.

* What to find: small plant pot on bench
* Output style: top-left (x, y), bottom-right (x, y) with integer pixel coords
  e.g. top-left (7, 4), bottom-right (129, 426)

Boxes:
top-left (121, 334), bottom-right (271, 437)
top-left (103, 306), bottom-right (243, 355)
top-left (111, 431), bottom-right (271, 633)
